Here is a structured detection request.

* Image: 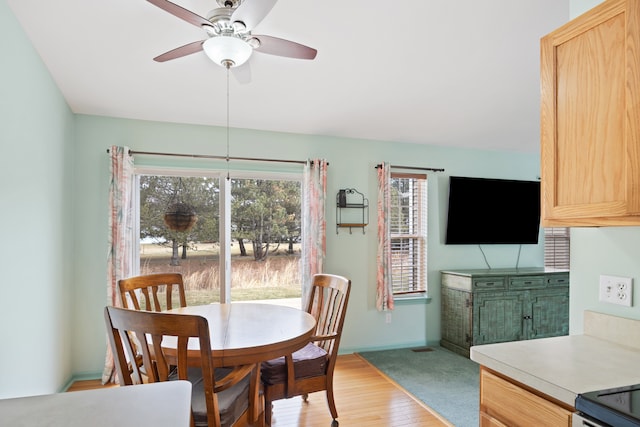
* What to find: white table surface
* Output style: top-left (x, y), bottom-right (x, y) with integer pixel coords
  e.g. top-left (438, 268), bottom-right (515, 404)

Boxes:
top-left (0, 381), bottom-right (192, 427)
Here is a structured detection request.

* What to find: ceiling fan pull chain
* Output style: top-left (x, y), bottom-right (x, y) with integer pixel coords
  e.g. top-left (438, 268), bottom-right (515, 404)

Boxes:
top-left (226, 64), bottom-right (230, 182)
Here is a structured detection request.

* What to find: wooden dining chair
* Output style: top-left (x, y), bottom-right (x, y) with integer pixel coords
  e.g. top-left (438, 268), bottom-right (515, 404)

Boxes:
top-left (118, 273), bottom-right (187, 312)
top-left (260, 273), bottom-right (351, 427)
top-left (104, 306), bottom-right (264, 427)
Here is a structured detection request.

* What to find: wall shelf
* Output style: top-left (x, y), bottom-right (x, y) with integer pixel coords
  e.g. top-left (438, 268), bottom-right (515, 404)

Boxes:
top-left (336, 188), bottom-right (368, 234)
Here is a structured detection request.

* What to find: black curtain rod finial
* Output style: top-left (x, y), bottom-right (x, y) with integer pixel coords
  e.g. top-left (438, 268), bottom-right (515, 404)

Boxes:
top-left (375, 163), bottom-right (445, 173)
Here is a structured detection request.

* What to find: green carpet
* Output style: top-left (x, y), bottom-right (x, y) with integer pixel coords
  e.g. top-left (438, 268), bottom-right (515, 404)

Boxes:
top-left (357, 346), bottom-right (479, 427)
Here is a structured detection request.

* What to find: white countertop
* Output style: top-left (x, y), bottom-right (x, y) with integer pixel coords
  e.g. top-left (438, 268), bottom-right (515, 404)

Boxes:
top-left (471, 334), bottom-right (640, 407)
top-left (0, 381), bottom-right (192, 427)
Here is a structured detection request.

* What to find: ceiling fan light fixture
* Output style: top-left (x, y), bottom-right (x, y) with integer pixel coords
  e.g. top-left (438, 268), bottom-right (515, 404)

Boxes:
top-left (247, 37), bottom-right (260, 49)
top-left (232, 21), bottom-right (247, 32)
top-left (202, 24), bottom-right (219, 37)
top-left (203, 36), bottom-right (252, 68)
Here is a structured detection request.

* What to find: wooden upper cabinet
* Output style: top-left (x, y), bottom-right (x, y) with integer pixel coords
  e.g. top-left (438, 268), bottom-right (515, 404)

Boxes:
top-left (540, 0), bottom-right (640, 226)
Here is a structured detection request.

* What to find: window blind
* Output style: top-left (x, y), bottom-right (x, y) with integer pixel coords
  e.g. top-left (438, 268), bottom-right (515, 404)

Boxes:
top-left (544, 227), bottom-right (570, 269)
top-left (389, 174), bottom-right (427, 294)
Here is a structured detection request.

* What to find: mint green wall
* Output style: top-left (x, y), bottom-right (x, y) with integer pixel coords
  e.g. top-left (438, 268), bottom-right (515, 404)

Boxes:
top-left (0, 1), bottom-right (75, 398)
top-left (72, 115), bottom-right (543, 375)
top-left (571, 0), bottom-right (605, 17)
top-left (570, 228), bottom-right (640, 333)
top-left (567, 0), bottom-right (640, 333)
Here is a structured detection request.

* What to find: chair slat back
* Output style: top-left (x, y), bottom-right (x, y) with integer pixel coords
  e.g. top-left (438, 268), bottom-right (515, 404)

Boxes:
top-left (118, 273), bottom-right (187, 312)
top-left (104, 306), bottom-right (221, 427)
top-left (304, 274), bottom-right (351, 356)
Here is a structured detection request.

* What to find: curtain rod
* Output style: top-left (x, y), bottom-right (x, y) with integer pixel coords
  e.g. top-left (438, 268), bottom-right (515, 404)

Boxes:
top-left (375, 163), bottom-right (445, 172)
top-left (107, 149), bottom-right (315, 165)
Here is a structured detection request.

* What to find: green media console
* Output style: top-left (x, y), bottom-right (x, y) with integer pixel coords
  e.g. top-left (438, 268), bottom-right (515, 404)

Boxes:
top-left (440, 268), bottom-right (569, 358)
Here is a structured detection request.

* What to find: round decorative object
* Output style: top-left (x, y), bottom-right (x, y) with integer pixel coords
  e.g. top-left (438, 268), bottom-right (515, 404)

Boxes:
top-left (164, 202), bottom-right (197, 232)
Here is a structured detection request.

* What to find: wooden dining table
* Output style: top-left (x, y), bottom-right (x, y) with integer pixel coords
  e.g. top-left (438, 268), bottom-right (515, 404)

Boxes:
top-left (162, 302), bottom-right (316, 422)
top-left (162, 302), bottom-right (317, 367)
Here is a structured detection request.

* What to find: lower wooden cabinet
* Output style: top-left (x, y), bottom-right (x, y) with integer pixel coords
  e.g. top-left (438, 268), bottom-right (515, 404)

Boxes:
top-left (479, 367), bottom-right (574, 427)
top-left (441, 269), bottom-right (569, 357)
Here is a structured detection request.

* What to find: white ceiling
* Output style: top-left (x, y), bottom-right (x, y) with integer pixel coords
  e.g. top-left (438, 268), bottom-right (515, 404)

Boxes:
top-left (7, 0), bottom-right (569, 152)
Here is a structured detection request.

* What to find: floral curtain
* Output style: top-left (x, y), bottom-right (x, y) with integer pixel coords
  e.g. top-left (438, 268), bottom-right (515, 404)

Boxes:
top-left (301, 159), bottom-right (327, 302)
top-left (376, 162), bottom-right (394, 311)
top-left (101, 145), bottom-right (135, 384)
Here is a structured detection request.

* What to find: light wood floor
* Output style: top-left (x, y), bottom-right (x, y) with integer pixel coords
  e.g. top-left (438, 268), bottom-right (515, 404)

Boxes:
top-left (68, 354), bottom-right (452, 427)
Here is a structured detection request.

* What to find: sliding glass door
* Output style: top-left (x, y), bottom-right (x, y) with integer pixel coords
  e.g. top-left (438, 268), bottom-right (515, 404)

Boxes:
top-left (136, 170), bottom-right (302, 305)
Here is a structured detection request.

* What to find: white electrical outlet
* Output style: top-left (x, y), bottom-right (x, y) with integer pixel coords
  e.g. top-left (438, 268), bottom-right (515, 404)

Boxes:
top-left (599, 275), bottom-right (633, 307)
top-left (385, 312), bottom-right (392, 323)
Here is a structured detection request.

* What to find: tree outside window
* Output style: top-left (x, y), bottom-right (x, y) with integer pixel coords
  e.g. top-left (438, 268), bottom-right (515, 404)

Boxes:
top-left (138, 174), bottom-right (302, 305)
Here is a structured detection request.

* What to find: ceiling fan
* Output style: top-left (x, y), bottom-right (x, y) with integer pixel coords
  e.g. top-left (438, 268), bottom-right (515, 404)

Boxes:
top-left (147, 0), bottom-right (318, 69)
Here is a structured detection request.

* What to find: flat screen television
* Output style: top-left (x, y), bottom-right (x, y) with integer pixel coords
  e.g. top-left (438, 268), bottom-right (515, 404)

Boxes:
top-left (445, 176), bottom-right (541, 245)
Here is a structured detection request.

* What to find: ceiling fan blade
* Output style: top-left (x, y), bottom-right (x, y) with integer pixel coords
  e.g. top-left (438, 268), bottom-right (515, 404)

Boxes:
top-left (153, 40), bottom-right (205, 62)
top-left (231, 62), bottom-right (252, 84)
top-left (252, 35), bottom-right (317, 60)
top-left (147, 0), bottom-right (211, 28)
top-left (231, 0), bottom-right (277, 31)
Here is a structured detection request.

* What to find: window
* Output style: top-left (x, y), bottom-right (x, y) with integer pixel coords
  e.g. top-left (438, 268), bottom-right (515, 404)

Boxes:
top-left (389, 173), bottom-right (427, 295)
top-left (544, 227), bottom-right (570, 269)
top-left (136, 169), bottom-right (302, 305)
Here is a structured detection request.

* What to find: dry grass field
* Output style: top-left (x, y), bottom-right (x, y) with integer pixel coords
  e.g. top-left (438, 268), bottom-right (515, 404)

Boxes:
top-left (140, 242), bottom-right (301, 305)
